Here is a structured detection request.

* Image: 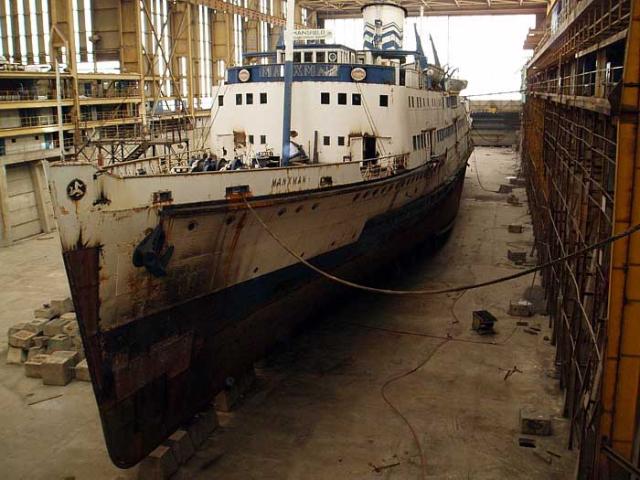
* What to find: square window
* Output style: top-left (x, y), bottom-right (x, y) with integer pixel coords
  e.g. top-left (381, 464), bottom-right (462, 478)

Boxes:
top-left (260, 92), bottom-right (267, 104)
top-left (260, 135), bottom-right (266, 144)
top-left (338, 136), bottom-right (345, 146)
top-left (321, 92), bottom-right (330, 104)
top-left (379, 95), bottom-right (388, 107)
top-left (218, 95), bottom-right (224, 106)
top-left (304, 51), bottom-right (313, 62)
top-left (236, 93), bottom-right (242, 105)
top-left (316, 51), bottom-right (326, 62)
top-left (338, 93), bottom-right (347, 105)
top-left (248, 135), bottom-right (254, 144)
top-left (11, 138), bottom-right (16, 143)
top-left (246, 93), bottom-right (253, 104)
top-left (293, 52), bottom-right (301, 63)
top-left (352, 93), bottom-right (361, 105)
top-left (412, 135), bottom-right (417, 150)
top-left (323, 136), bottom-right (330, 146)
top-left (34, 136), bottom-right (39, 140)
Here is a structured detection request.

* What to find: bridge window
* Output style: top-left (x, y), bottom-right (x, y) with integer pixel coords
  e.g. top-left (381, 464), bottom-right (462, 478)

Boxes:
top-left (248, 135), bottom-right (254, 144)
top-left (294, 52), bottom-right (301, 63)
top-left (338, 93), bottom-right (347, 105)
top-left (236, 94), bottom-right (242, 105)
top-left (304, 51), bottom-right (313, 62)
top-left (352, 93), bottom-right (361, 105)
top-left (316, 51), bottom-right (326, 62)
top-left (379, 95), bottom-right (389, 107)
top-left (246, 93), bottom-right (253, 105)
top-left (218, 95), bottom-right (224, 106)
top-left (338, 136), bottom-right (345, 146)
top-left (323, 136), bottom-right (330, 146)
top-left (260, 93), bottom-right (267, 104)
top-left (321, 92), bottom-right (330, 104)
top-left (260, 135), bottom-right (266, 144)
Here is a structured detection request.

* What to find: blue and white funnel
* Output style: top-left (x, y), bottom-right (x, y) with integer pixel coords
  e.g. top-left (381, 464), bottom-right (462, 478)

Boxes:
top-left (362, 2), bottom-right (407, 51)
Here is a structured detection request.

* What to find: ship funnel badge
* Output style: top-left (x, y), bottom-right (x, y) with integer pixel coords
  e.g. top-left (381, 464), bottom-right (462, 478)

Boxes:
top-left (66, 179), bottom-right (87, 200)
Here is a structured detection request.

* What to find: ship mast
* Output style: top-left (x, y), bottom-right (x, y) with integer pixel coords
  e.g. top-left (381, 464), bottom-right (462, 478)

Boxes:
top-left (280, 0), bottom-right (296, 167)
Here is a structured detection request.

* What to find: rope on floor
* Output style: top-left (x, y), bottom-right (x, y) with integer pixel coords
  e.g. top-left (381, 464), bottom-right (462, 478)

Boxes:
top-left (242, 196), bottom-right (640, 296)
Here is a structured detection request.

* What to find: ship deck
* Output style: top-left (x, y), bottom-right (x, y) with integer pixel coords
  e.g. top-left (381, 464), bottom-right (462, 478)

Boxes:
top-left (0, 147), bottom-right (576, 479)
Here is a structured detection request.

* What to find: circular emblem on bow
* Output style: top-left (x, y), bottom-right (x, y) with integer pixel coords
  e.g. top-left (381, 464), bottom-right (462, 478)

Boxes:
top-left (351, 67), bottom-right (367, 82)
top-left (238, 69), bottom-right (251, 82)
top-left (66, 178), bottom-right (87, 200)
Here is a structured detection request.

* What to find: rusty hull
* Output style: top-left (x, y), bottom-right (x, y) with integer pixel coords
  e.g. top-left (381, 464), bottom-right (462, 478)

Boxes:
top-left (63, 167), bottom-right (466, 468)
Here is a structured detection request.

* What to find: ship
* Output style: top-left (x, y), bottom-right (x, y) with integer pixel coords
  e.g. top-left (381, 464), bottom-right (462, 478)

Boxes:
top-left (47, 1), bottom-right (473, 468)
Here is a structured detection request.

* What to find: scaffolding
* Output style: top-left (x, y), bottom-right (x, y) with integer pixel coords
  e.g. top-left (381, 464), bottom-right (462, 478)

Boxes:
top-left (522, 0), bottom-right (640, 476)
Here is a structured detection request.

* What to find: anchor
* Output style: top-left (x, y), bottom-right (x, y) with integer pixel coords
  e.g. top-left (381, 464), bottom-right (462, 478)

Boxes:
top-left (132, 224), bottom-right (174, 277)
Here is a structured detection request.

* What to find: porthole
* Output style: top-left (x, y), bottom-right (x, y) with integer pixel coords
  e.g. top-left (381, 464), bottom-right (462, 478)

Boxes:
top-left (330, 241), bottom-right (336, 247)
top-left (278, 208), bottom-right (287, 216)
top-left (253, 267), bottom-right (259, 273)
top-left (353, 193), bottom-right (360, 202)
top-left (300, 252), bottom-right (305, 258)
top-left (372, 189), bottom-right (378, 196)
top-left (311, 203), bottom-right (319, 210)
top-left (188, 221), bottom-right (197, 231)
top-left (295, 205), bottom-right (304, 213)
top-left (225, 216), bottom-right (235, 225)
top-left (363, 191), bottom-right (369, 199)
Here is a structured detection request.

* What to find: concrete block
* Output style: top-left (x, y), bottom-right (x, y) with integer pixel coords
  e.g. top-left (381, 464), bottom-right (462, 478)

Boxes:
top-left (7, 323), bottom-right (28, 338)
top-left (137, 445), bottom-right (178, 480)
top-left (24, 354), bottom-right (50, 378)
top-left (46, 334), bottom-right (73, 353)
top-left (32, 335), bottom-right (49, 348)
top-left (6, 346), bottom-right (27, 364)
top-left (9, 330), bottom-right (36, 349)
top-left (215, 368), bottom-right (256, 412)
top-left (34, 305), bottom-right (60, 320)
top-left (50, 298), bottom-right (74, 314)
top-left (508, 224), bottom-right (524, 234)
top-left (41, 355), bottom-right (75, 386)
top-left (185, 418), bottom-right (208, 447)
top-left (62, 320), bottom-right (79, 337)
top-left (508, 250), bottom-right (527, 264)
top-left (198, 408), bottom-right (219, 434)
top-left (163, 429), bottom-right (194, 465)
top-left (520, 407), bottom-right (553, 436)
top-left (74, 359), bottom-right (91, 382)
top-left (27, 346), bottom-right (47, 360)
top-left (24, 318), bottom-right (49, 335)
top-left (43, 317), bottom-right (71, 337)
top-left (52, 350), bottom-right (79, 366)
top-left (509, 300), bottom-right (534, 317)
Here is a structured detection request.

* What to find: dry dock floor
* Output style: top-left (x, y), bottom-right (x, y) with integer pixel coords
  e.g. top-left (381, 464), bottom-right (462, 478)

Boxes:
top-left (0, 147), bottom-right (576, 479)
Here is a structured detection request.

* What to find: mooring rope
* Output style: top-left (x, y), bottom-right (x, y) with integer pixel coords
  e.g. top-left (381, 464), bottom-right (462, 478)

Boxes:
top-left (242, 196), bottom-right (640, 296)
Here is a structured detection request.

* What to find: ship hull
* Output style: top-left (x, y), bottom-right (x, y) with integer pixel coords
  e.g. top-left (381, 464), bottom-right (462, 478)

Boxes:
top-left (62, 163), bottom-right (467, 467)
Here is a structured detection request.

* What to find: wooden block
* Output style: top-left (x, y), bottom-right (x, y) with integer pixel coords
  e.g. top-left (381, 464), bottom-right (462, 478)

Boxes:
top-left (164, 429), bottom-right (194, 465)
top-left (6, 346), bottom-right (27, 365)
top-left (24, 354), bottom-right (50, 378)
top-left (50, 298), bottom-right (74, 314)
top-left (43, 318), bottom-right (71, 337)
top-left (137, 445), bottom-right (178, 480)
top-left (74, 359), bottom-right (91, 382)
top-left (24, 319), bottom-right (49, 335)
top-left (41, 355), bottom-right (74, 386)
top-left (46, 334), bottom-right (73, 353)
top-left (9, 330), bottom-right (36, 349)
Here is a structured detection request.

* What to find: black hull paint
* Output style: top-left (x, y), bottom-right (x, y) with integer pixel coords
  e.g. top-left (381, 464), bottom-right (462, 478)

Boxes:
top-left (63, 164), bottom-right (467, 468)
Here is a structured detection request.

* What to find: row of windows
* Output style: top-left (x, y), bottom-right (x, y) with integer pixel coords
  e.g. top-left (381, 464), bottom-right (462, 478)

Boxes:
top-left (248, 135), bottom-right (268, 145)
top-left (218, 92), bottom-right (268, 107)
top-left (409, 96), bottom-right (440, 109)
top-left (412, 132), bottom-right (428, 151)
top-left (321, 92), bottom-right (389, 107)
top-left (437, 124), bottom-right (456, 142)
top-left (322, 135), bottom-right (346, 146)
top-left (446, 96), bottom-right (459, 108)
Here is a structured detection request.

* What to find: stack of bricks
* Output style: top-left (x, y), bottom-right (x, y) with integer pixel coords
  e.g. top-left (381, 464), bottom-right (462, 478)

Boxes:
top-left (6, 297), bottom-right (91, 386)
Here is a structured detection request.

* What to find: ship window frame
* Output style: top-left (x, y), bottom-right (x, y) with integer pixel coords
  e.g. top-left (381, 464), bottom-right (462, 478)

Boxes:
top-left (379, 94), bottom-right (389, 107)
top-left (316, 51), bottom-right (326, 62)
top-left (246, 93), bottom-right (254, 105)
top-left (304, 51), bottom-right (313, 63)
top-left (338, 136), bottom-right (345, 146)
top-left (338, 93), bottom-right (347, 105)
top-left (352, 93), bottom-right (361, 105)
top-left (321, 92), bottom-right (330, 104)
top-left (323, 136), bottom-right (330, 146)
top-left (260, 92), bottom-right (267, 104)
top-left (294, 52), bottom-right (301, 63)
top-left (218, 95), bottom-right (224, 106)
top-left (260, 135), bottom-right (266, 144)
top-left (248, 135), bottom-right (254, 144)
top-left (236, 93), bottom-right (242, 105)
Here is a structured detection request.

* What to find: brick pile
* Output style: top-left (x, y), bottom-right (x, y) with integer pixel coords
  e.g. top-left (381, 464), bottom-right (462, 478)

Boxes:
top-left (6, 297), bottom-right (90, 386)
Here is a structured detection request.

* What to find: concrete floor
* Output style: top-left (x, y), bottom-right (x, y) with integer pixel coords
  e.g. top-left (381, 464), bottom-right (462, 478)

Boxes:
top-left (0, 147), bottom-right (576, 479)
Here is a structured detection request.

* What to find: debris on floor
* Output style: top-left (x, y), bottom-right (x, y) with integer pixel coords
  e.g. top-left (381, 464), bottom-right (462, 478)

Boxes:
top-left (5, 297), bottom-right (87, 386)
top-left (508, 300), bottom-right (534, 317)
top-left (471, 310), bottom-right (497, 334)
top-left (520, 407), bottom-right (553, 436)
top-left (508, 223), bottom-right (524, 233)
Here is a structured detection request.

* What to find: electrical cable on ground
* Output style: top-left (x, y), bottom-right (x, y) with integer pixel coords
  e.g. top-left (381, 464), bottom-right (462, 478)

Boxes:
top-left (471, 151), bottom-right (501, 193)
top-left (242, 196), bottom-right (640, 296)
